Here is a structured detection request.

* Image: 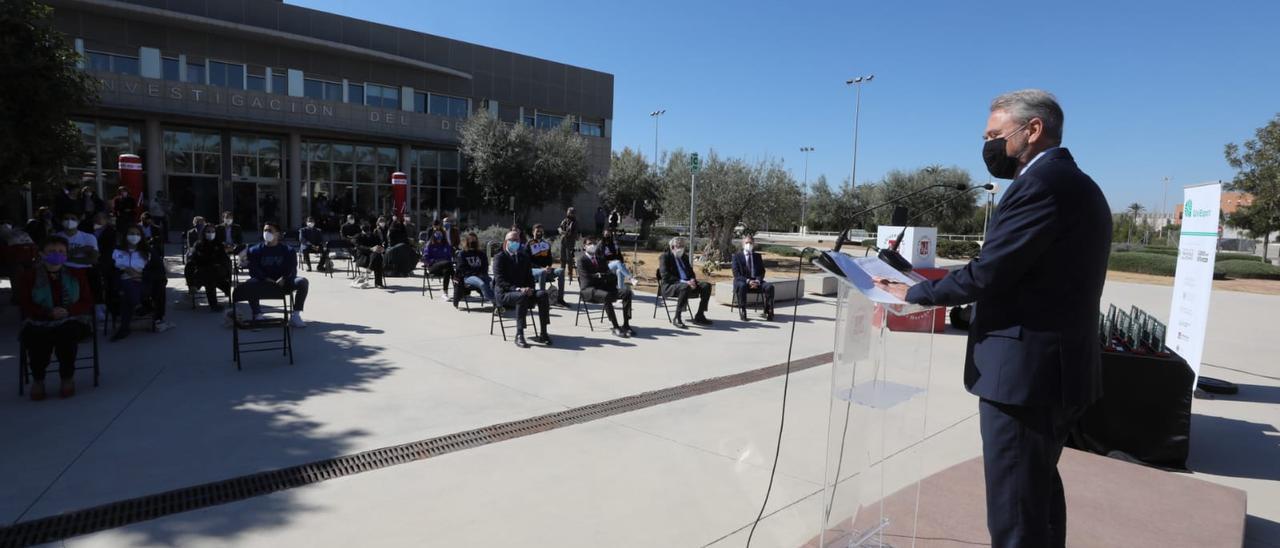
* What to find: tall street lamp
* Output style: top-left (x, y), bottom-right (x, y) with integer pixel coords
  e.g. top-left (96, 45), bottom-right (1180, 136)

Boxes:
top-left (1162, 176), bottom-right (1172, 245)
top-left (845, 75), bottom-right (874, 189)
top-left (649, 109), bottom-right (666, 173)
top-left (800, 146), bottom-right (814, 231)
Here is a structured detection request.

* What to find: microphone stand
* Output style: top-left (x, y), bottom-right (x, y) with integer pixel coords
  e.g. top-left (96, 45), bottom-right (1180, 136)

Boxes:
top-left (881, 184), bottom-right (991, 271)
top-left (832, 183), bottom-right (966, 253)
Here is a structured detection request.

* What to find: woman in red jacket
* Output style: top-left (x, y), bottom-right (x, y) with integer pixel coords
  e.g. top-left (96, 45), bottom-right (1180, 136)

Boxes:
top-left (18, 236), bottom-right (93, 400)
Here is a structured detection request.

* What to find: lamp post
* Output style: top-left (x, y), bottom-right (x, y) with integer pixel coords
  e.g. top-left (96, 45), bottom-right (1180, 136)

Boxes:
top-left (1162, 176), bottom-right (1171, 245)
top-left (649, 109), bottom-right (666, 173)
top-left (800, 146), bottom-right (814, 232)
top-left (845, 75), bottom-right (874, 189)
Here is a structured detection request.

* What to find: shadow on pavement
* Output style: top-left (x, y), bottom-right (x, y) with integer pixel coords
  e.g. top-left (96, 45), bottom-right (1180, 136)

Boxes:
top-left (1188, 414), bottom-right (1280, 482)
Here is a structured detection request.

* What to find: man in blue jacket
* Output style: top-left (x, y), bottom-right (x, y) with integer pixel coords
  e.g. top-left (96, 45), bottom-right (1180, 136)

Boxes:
top-left (493, 230), bottom-right (551, 348)
top-left (731, 234), bottom-right (774, 321)
top-left (237, 221), bottom-right (309, 328)
top-left (878, 89), bottom-right (1111, 548)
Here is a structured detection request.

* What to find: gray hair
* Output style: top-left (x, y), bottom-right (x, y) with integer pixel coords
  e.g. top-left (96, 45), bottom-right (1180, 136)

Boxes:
top-left (990, 89), bottom-right (1064, 144)
top-left (669, 236), bottom-right (687, 249)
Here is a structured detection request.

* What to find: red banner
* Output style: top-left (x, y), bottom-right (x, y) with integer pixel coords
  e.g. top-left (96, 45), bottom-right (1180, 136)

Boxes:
top-left (391, 172), bottom-right (408, 218)
top-left (117, 153), bottom-right (144, 215)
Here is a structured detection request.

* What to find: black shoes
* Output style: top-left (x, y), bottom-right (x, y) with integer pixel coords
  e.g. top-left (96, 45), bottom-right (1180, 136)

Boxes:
top-left (555, 300), bottom-right (570, 308)
top-left (531, 333), bottom-right (553, 346)
top-left (514, 335), bottom-right (530, 348)
top-left (110, 329), bottom-right (130, 342)
top-left (611, 327), bottom-right (629, 338)
top-left (692, 315), bottom-right (713, 326)
top-left (739, 311), bottom-right (748, 321)
top-left (624, 326), bottom-right (636, 337)
top-left (672, 317), bottom-right (688, 329)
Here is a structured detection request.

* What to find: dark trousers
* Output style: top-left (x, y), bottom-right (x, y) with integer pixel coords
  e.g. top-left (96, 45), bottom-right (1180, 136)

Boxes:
top-left (426, 261), bottom-right (453, 293)
top-left (979, 398), bottom-right (1083, 548)
top-left (118, 276), bottom-right (166, 329)
top-left (359, 253), bottom-right (385, 286)
top-left (301, 245), bottom-right (329, 271)
top-left (239, 277), bottom-right (309, 315)
top-left (498, 289), bottom-right (550, 335)
top-left (734, 281), bottom-right (775, 314)
top-left (559, 239), bottom-right (575, 272)
top-left (663, 281), bottom-right (711, 319)
top-left (22, 321), bottom-right (88, 381)
top-left (581, 286), bottom-right (632, 328)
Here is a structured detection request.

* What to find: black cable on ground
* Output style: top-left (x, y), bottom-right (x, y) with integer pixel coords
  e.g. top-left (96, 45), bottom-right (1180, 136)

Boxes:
top-left (746, 248), bottom-right (812, 548)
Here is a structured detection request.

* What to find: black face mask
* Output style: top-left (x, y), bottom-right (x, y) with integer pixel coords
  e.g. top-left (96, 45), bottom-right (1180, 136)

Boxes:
top-left (982, 124), bottom-right (1028, 180)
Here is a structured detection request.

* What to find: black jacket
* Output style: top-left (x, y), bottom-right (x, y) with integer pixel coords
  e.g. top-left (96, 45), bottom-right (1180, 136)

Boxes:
top-left (455, 249), bottom-right (489, 278)
top-left (493, 250), bottom-right (535, 293)
top-left (353, 231), bottom-right (381, 256)
top-left (340, 222), bottom-right (361, 240)
top-left (658, 250), bottom-right (697, 290)
top-left (577, 253), bottom-right (613, 291)
top-left (906, 148), bottom-right (1111, 408)
top-left (217, 222), bottom-right (243, 246)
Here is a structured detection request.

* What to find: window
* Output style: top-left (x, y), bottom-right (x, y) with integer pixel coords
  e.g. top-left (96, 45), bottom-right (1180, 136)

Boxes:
top-left (413, 91), bottom-right (428, 113)
top-left (246, 67), bottom-right (266, 92)
top-left (86, 51), bottom-right (140, 76)
top-left (162, 57), bottom-right (180, 81)
top-left (270, 70), bottom-right (287, 95)
top-left (348, 83), bottom-right (364, 104)
top-left (577, 121), bottom-right (603, 137)
top-left (522, 115), bottom-right (535, 127)
top-left (207, 60), bottom-right (245, 89)
top-left (428, 94), bottom-right (469, 118)
top-left (535, 113), bottom-right (566, 130)
top-left (231, 135), bottom-right (283, 179)
top-left (303, 78), bottom-right (342, 101)
top-left (163, 128), bottom-right (221, 176)
top-left (365, 83), bottom-right (400, 109)
top-left (185, 62), bottom-right (205, 84)
top-left (303, 139), bottom-right (400, 221)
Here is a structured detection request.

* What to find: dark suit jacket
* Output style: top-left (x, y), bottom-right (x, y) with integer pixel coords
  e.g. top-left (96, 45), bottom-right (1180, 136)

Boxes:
top-left (493, 250), bottom-right (535, 293)
top-left (906, 148), bottom-right (1111, 408)
top-left (658, 250), bottom-right (697, 291)
top-left (218, 223), bottom-right (243, 246)
top-left (577, 253), bottom-right (614, 291)
top-left (731, 251), bottom-right (766, 285)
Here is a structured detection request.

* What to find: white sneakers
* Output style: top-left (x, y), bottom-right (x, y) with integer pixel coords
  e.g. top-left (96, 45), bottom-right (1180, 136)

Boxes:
top-left (154, 320), bottom-right (176, 332)
top-left (290, 311), bottom-right (306, 328)
top-left (438, 293), bottom-right (451, 302)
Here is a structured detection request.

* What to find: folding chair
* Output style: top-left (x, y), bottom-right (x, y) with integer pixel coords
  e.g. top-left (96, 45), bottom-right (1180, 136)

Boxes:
top-left (574, 291), bottom-right (610, 331)
top-left (326, 240), bottom-right (355, 279)
top-left (230, 283), bottom-right (294, 370)
top-left (421, 266), bottom-right (448, 298)
top-left (490, 302), bottom-right (541, 341)
top-left (18, 314), bottom-right (101, 396)
top-left (730, 285), bottom-right (767, 317)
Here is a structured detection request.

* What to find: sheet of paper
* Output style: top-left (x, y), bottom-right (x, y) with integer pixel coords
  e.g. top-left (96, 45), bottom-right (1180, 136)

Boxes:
top-left (819, 251), bottom-right (920, 304)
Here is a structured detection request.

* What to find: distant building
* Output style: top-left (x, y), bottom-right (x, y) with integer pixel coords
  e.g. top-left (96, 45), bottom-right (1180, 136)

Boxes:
top-left (1174, 191), bottom-right (1253, 224)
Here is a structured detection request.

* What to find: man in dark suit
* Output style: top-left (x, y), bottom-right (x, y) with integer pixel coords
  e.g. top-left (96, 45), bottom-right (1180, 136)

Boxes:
top-left (493, 230), bottom-right (552, 348)
top-left (878, 89), bottom-right (1111, 548)
top-left (217, 211), bottom-right (245, 254)
top-left (658, 236), bottom-right (712, 329)
top-left (577, 235), bottom-right (635, 338)
top-left (731, 234), bottom-right (774, 321)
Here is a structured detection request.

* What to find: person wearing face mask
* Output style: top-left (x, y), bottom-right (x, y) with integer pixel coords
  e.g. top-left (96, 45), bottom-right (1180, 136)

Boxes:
top-left (235, 222), bottom-right (308, 327)
top-left (80, 186), bottom-right (104, 220)
top-left (525, 224), bottom-right (569, 307)
top-left (351, 222), bottom-right (385, 289)
top-left (421, 228), bottom-right (455, 298)
top-left (189, 223), bottom-right (232, 311)
top-left (111, 226), bottom-right (175, 340)
top-left (599, 228), bottom-right (636, 290)
top-left (658, 236), bottom-right (712, 329)
top-left (55, 182), bottom-right (83, 221)
top-left (111, 187), bottom-right (137, 232)
top-left (440, 215), bottom-right (461, 247)
top-left (731, 234), bottom-right (774, 322)
top-left (184, 216), bottom-right (207, 257)
top-left (577, 235), bottom-right (635, 338)
top-left (25, 206), bottom-right (53, 244)
top-left (58, 212), bottom-right (101, 313)
top-left (452, 232), bottom-right (494, 307)
top-left (18, 237), bottom-right (93, 400)
top-left (493, 230), bottom-right (551, 348)
top-left (340, 214), bottom-right (361, 240)
top-left (874, 89), bottom-right (1110, 548)
top-left (557, 207), bottom-right (578, 273)
top-left (137, 212), bottom-right (158, 241)
top-left (217, 211), bottom-right (245, 254)
top-left (90, 212), bottom-right (117, 321)
top-left (298, 216), bottom-right (330, 272)
top-left (383, 216), bottom-right (416, 277)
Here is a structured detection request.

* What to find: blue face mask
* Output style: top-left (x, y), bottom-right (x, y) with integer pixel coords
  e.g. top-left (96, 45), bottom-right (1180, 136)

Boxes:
top-left (506, 241), bottom-right (521, 253)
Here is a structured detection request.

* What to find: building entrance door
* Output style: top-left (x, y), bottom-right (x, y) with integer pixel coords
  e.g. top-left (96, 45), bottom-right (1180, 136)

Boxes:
top-left (169, 175), bottom-right (220, 228)
top-left (232, 181), bottom-right (257, 231)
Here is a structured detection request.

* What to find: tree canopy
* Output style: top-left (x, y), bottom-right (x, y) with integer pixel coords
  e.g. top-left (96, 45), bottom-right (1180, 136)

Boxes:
top-left (458, 111), bottom-right (589, 223)
top-left (1225, 113), bottom-right (1280, 259)
top-left (599, 147), bottom-right (662, 238)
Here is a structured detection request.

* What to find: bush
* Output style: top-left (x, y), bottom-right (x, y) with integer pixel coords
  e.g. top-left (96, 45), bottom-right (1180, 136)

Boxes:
top-left (758, 243), bottom-right (805, 258)
top-left (1216, 252), bottom-right (1263, 263)
top-left (1108, 251), bottom-right (1177, 276)
top-left (1138, 247), bottom-right (1178, 257)
top-left (937, 240), bottom-right (981, 259)
top-left (859, 238), bottom-right (878, 249)
top-left (1216, 259), bottom-right (1280, 280)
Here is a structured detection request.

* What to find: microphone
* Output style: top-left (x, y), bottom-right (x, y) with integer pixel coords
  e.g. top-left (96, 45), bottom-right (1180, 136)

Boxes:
top-left (831, 183), bottom-right (968, 253)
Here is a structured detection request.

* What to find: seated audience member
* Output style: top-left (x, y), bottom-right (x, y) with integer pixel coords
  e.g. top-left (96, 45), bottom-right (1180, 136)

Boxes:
top-left (138, 212), bottom-right (160, 241)
top-left (298, 216), bottom-right (330, 272)
top-left (441, 215), bottom-right (461, 248)
top-left (58, 212), bottom-right (101, 319)
top-left (18, 237), bottom-right (93, 400)
top-left (217, 211), bottom-right (245, 254)
top-left (398, 213), bottom-right (417, 243)
top-left (600, 228), bottom-right (635, 290)
top-left (111, 225), bottom-right (175, 340)
top-left (658, 236), bottom-right (713, 329)
top-left (89, 212), bottom-right (116, 320)
top-left (578, 235), bottom-right (635, 338)
top-left (421, 228), bottom-right (455, 298)
top-left (26, 207), bottom-right (53, 244)
top-left (189, 223), bottom-right (232, 311)
top-left (384, 216), bottom-right (415, 276)
top-left (525, 224), bottom-right (568, 307)
top-left (185, 216), bottom-right (208, 255)
top-left (340, 214), bottom-right (361, 240)
top-left (352, 222), bottom-right (385, 289)
top-left (111, 187), bottom-right (136, 232)
top-left (731, 234), bottom-right (775, 321)
top-left (233, 222), bottom-right (308, 327)
top-left (79, 186), bottom-right (105, 222)
top-left (493, 230), bottom-right (551, 348)
top-left (453, 232), bottom-right (494, 307)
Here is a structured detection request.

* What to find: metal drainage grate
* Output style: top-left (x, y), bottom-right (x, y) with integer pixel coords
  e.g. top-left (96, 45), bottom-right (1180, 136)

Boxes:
top-left (0, 352), bottom-right (831, 547)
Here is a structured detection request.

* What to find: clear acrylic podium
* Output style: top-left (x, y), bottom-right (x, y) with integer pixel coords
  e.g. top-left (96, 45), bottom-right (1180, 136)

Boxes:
top-left (817, 281), bottom-right (939, 547)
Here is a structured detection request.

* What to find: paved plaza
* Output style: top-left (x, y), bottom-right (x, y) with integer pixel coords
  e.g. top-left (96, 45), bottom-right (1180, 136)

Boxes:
top-left (1, 254), bottom-right (1277, 547)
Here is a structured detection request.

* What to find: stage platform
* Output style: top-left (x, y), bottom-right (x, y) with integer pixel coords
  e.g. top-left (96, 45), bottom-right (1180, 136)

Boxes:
top-left (810, 448), bottom-right (1247, 547)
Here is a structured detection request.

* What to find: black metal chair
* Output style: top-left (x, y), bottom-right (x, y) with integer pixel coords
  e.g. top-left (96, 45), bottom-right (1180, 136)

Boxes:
top-left (230, 283), bottom-right (294, 370)
top-left (574, 291), bottom-right (610, 331)
top-left (17, 313), bottom-right (101, 396)
top-left (730, 284), bottom-right (767, 317)
top-left (490, 301), bottom-right (541, 341)
top-left (421, 265), bottom-right (449, 298)
top-left (325, 240), bottom-right (355, 279)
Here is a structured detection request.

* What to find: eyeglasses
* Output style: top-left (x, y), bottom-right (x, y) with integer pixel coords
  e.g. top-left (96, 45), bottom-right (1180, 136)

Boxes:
top-left (982, 122), bottom-right (1030, 142)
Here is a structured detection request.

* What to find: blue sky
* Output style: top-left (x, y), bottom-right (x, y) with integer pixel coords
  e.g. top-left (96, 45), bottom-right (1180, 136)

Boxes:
top-left (299, 0), bottom-right (1280, 214)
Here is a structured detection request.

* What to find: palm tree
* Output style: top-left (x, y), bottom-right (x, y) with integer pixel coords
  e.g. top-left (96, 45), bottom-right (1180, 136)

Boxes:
top-left (1126, 202), bottom-right (1145, 244)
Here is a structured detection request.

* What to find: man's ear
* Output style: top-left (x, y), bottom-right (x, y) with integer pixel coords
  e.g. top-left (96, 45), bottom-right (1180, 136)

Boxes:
top-left (1026, 117), bottom-right (1045, 147)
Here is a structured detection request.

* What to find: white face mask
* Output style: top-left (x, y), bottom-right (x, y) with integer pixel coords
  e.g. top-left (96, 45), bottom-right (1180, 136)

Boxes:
top-left (93, 223), bottom-right (104, 230)
top-left (126, 234), bottom-right (141, 245)
top-left (205, 232), bottom-right (216, 240)
top-left (262, 231), bottom-right (276, 243)
top-left (673, 248), bottom-right (685, 258)
top-left (64, 220), bottom-right (78, 231)
top-left (377, 222), bottom-right (386, 228)
top-left (743, 243), bottom-right (753, 253)
top-left (307, 222), bottom-right (315, 228)
top-left (584, 244), bottom-right (597, 255)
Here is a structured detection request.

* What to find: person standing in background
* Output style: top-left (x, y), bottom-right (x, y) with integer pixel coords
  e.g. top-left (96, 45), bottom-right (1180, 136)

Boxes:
top-left (557, 207), bottom-right (578, 274)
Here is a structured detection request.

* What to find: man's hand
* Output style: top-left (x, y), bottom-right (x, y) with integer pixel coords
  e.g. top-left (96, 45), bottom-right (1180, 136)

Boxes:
top-left (51, 307), bottom-right (68, 320)
top-left (749, 279), bottom-right (760, 289)
top-left (873, 277), bottom-right (911, 301)
top-left (686, 279), bottom-right (697, 288)
top-left (521, 288), bottom-right (533, 296)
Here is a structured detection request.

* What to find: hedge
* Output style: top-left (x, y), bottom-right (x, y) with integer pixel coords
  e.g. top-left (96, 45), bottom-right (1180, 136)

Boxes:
top-left (860, 238), bottom-right (878, 249)
top-left (937, 240), bottom-right (981, 259)
top-left (1216, 252), bottom-right (1263, 263)
top-left (757, 243), bottom-right (806, 258)
top-left (1216, 259), bottom-right (1280, 280)
top-left (1108, 251), bottom-right (1177, 276)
